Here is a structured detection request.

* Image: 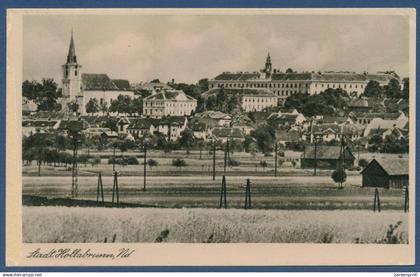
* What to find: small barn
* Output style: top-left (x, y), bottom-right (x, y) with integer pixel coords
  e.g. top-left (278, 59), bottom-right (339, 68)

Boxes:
top-left (361, 158), bottom-right (409, 189)
top-left (301, 146), bottom-right (355, 169)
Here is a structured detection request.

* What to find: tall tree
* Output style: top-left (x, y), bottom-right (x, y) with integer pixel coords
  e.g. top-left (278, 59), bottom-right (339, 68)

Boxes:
top-left (363, 80), bottom-right (383, 98)
top-left (402, 78), bottom-right (409, 100)
top-left (385, 79), bottom-right (402, 98)
top-left (67, 100), bottom-right (79, 113)
top-left (33, 79), bottom-right (60, 111)
top-left (179, 128), bottom-right (195, 154)
top-left (250, 124), bottom-right (275, 153)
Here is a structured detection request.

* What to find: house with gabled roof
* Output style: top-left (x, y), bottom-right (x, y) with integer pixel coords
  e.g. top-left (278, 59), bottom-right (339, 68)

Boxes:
top-left (116, 117), bottom-right (131, 134)
top-left (155, 116), bottom-right (188, 141)
top-left (194, 111), bottom-right (232, 127)
top-left (361, 158), bottom-right (408, 189)
top-left (127, 118), bottom-right (157, 138)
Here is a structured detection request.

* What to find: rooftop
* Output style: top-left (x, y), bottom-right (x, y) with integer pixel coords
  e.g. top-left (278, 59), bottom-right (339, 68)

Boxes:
top-left (144, 90), bottom-right (197, 101)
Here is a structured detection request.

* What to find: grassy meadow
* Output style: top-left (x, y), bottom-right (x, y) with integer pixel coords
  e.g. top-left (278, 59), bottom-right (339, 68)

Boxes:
top-left (23, 207), bottom-right (408, 243)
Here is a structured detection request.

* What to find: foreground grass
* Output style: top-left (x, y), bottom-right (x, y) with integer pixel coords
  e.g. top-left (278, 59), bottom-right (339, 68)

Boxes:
top-left (23, 207), bottom-right (408, 243)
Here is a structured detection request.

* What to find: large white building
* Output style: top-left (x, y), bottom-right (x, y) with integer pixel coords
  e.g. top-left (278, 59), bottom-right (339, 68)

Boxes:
top-left (143, 89), bottom-right (197, 118)
top-left (208, 53), bottom-right (399, 98)
top-left (203, 87), bottom-right (278, 112)
top-left (60, 32), bottom-right (134, 115)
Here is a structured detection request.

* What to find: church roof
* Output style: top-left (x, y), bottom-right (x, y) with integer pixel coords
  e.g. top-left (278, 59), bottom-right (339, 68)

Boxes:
top-left (82, 73), bottom-right (120, 91)
top-left (112, 79), bottom-right (131, 90)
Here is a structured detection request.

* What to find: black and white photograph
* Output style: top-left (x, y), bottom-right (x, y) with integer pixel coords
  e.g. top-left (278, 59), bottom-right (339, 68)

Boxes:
top-left (6, 8), bottom-right (416, 266)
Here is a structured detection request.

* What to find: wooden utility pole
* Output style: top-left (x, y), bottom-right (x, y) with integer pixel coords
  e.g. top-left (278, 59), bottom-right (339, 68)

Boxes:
top-left (373, 188), bottom-right (381, 212)
top-left (274, 143), bottom-right (278, 177)
top-left (212, 142), bottom-right (216, 180)
top-left (112, 146), bottom-right (116, 172)
top-left (96, 172), bottom-right (104, 204)
top-left (112, 171), bottom-right (119, 204)
top-left (71, 137), bottom-right (79, 198)
top-left (244, 178), bottom-right (252, 209)
top-left (143, 142), bottom-right (147, 191)
top-left (339, 135), bottom-right (345, 188)
top-left (313, 135), bottom-right (318, 176)
top-left (223, 140), bottom-right (228, 174)
top-left (219, 175), bottom-right (227, 208)
top-left (404, 186), bottom-right (409, 213)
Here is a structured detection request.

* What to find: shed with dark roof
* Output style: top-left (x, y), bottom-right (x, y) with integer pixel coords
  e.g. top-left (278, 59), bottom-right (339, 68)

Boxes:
top-left (361, 158), bottom-right (408, 189)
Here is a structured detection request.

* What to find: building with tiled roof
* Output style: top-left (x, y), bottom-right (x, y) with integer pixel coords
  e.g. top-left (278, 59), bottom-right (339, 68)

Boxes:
top-left (143, 90), bottom-right (197, 118)
top-left (194, 111), bottom-right (232, 128)
top-left (211, 127), bottom-right (245, 142)
top-left (208, 53), bottom-right (399, 98)
top-left (301, 146), bottom-right (355, 169)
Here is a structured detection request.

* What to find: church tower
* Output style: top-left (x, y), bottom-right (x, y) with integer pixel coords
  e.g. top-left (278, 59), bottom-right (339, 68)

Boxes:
top-left (264, 52), bottom-right (272, 73)
top-left (62, 31), bottom-right (82, 101)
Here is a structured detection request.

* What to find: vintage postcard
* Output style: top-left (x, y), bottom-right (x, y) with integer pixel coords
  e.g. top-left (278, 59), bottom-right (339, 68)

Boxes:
top-left (6, 8), bottom-right (416, 266)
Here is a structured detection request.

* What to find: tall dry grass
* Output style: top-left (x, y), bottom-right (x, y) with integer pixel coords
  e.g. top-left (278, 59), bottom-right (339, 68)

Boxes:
top-left (23, 207), bottom-right (408, 243)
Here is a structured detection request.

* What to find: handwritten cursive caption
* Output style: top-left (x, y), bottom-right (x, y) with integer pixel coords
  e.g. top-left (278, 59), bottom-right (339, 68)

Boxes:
top-left (27, 248), bottom-right (135, 260)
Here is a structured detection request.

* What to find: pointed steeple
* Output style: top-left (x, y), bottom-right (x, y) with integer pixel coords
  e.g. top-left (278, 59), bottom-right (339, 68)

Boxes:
top-left (67, 31), bottom-right (77, 63)
top-left (265, 50), bottom-right (272, 73)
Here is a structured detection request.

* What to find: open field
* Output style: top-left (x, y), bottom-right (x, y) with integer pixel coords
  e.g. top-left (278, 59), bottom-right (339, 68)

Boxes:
top-left (23, 207), bottom-right (408, 243)
top-left (22, 149), bottom-right (406, 177)
top-left (23, 175), bottom-right (406, 210)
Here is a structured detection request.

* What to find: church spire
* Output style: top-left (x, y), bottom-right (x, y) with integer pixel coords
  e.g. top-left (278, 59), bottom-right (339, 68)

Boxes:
top-left (265, 50), bottom-right (272, 73)
top-left (67, 31), bottom-right (77, 63)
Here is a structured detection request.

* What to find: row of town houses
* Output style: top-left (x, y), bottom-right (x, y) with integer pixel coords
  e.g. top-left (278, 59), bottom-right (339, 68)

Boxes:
top-left (22, 106), bottom-right (409, 148)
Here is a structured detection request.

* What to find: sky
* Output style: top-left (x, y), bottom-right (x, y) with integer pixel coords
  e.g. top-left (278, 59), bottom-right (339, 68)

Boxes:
top-left (23, 13), bottom-right (410, 84)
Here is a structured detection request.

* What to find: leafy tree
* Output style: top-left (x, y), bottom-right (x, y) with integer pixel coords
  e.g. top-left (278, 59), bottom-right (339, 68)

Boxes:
top-left (33, 79), bottom-right (60, 111)
top-left (67, 100), bottom-right (79, 113)
top-left (228, 159), bottom-right (240, 167)
top-left (385, 79), bottom-right (402, 98)
top-left (198, 78), bottom-right (209, 92)
top-left (150, 79), bottom-right (161, 83)
top-left (109, 95), bottom-right (133, 115)
top-left (131, 97), bottom-right (143, 115)
top-left (260, 160), bottom-right (268, 171)
top-left (284, 89), bottom-right (350, 117)
top-left (250, 124), bottom-right (275, 153)
top-left (100, 100), bottom-right (109, 115)
top-left (358, 158), bottom-right (369, 168)
top-left (85, 98), bottom-right (100, 114)
top-left (179, 128), bottom-right (195, 154)
top-left (172, 158), bottom-right (187, 170)
top-left (402, 78), bottom-right (409, 100)
top-left (103, 117), bottom-right (118, 132)
top-left (368, 134), bottom-right (383, 145)
top-left (146, 158), bottom-right (159, 170)
top-left (22, 80), bottom-right (42, 100)
top-left (363, 80), bottom-right (383, 98)
top-left (286, 68), bottom-right (294, 74)
top-left (331, 168), bottom-right (347, 188)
